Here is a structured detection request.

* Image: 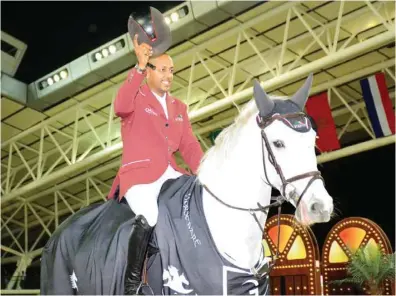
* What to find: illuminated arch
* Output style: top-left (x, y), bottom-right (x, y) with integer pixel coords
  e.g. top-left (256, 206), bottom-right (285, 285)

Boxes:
top-left (321, 217), bottom-right (394, 295)
top-left (262, 214), bottom-right (321, 295)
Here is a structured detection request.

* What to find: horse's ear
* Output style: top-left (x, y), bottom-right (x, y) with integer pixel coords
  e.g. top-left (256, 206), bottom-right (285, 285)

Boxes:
top-left (290, 73), bottom-right (313, 110)
top-left (254, 79), bottom-right (274, 117)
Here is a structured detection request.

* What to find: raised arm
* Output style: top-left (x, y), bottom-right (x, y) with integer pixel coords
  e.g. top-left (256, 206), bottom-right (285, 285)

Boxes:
top-left (114, 34), bottom-right (153, 118)
top-left (114, 68), bottom-right (146, 118)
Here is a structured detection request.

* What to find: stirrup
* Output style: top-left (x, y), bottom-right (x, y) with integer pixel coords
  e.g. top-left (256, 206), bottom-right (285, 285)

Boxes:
top-left (140, 283), bottom-right (154, 296)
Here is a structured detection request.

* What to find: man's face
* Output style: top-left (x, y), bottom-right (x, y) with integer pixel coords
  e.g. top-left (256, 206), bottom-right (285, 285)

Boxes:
top-left (147, 54), bottom-right (174, 95)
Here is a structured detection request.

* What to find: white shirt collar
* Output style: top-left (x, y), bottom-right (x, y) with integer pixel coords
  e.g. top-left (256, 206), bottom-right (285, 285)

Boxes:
top-left (152, 91), bottom-right (166, 101)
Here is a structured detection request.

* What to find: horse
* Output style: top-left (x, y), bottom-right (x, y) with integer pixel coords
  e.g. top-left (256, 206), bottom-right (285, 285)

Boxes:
top-left (40, 74), bottom-right (334, 295)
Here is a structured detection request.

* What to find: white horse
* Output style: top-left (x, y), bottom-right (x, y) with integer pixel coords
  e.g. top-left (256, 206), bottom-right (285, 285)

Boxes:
top-left (198, 73), bottom-right (333, 271)
top-left (40, 74), bottom-right (334, 295)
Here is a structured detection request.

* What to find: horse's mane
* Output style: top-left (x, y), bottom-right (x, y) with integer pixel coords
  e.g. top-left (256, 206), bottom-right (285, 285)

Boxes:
top-left (197, 100), bottom-right (257, 175)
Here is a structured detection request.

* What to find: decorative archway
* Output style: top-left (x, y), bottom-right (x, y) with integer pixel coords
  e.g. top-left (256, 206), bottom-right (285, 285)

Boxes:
top-left (321, 217), bottom-right (394, 295)
top-left (262, 214), bottom-right (321, 295)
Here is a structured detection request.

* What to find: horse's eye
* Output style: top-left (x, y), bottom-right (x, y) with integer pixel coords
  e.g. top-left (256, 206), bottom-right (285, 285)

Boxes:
top-left (273, 140), bottom-right (285, 148)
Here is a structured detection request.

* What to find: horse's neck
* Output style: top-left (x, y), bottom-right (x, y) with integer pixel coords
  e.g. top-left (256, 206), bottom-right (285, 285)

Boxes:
top-left (201, 172), bottom-right (272, 270)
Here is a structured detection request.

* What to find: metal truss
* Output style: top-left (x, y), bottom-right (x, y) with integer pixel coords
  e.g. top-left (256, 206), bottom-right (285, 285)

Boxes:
top-left (1, 1), bottom-right (395, 288)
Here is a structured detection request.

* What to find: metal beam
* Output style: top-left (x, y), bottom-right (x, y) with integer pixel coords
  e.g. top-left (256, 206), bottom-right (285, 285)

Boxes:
top-left (1, 144), bottom-right (122, 204)
top-left (188, 30), bottom-right (395, 123)
top-left (194, 58), bottom-right (394, 135)
top-left (317, 135), bottom-right (395, 164)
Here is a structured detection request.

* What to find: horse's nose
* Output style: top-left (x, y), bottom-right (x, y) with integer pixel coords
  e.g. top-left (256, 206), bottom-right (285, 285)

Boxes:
top-left (310, 198), bottom-right (333, 220)
top-left (310, 200), bottom-right (324, 214)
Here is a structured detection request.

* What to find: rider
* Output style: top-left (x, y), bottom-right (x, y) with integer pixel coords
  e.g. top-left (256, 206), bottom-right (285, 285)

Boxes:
top-left (107, 34), bottom-right (204, 294)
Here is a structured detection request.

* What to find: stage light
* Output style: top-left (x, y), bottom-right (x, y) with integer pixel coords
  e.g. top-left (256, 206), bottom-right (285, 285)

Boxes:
top-left (38, 68), bottom-right (69, 90)
top-left (95, 52), bottom-right (102, 61)
top-left (170, 12), bottom-right (179, 22)
top-left (109, 44), bottom-right (116, 54)
top-left (60, 70), bottom-right (68, 79)
top-left (102, 48), bottom-right (109, 57)
top-left (165, 17), bottom-right (171, 25)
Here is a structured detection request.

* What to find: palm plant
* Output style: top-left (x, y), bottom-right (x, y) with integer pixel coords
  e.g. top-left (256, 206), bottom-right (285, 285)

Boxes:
top-left (332, 244), bottom-right (395, 295)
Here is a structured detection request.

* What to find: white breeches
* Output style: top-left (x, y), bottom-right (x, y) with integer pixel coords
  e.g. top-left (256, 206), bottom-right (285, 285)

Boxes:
top-left (124, 166), bottom-right (182, 227)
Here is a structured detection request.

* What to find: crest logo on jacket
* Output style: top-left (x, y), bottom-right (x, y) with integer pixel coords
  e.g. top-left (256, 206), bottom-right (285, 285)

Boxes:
top-left (175, 114), bottom-right (183, 122)
top-left (145, 107), bottom-right (158, 116)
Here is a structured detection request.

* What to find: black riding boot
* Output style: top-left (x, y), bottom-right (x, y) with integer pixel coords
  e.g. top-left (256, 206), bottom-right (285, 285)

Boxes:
top-left (124, 215), bottom-right (153, 295)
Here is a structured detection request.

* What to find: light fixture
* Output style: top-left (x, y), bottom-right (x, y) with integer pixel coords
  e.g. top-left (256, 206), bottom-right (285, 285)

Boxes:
top-left (60, 70), bottom-right (68, 79)
top-left (109, 44), bottom-right (116, 54)
top-left (38, 68), bottom-right (69, 90)
top-left (95, 52), bottom-right (102, 61)
top-left (165, 5), bottom-right (189, 25)
top-left (102, 48), bottom-right (109, 57)
top-left (170, 12), bottom-right (179, 22)
top-left (92, 39), bottom-right (126, 62)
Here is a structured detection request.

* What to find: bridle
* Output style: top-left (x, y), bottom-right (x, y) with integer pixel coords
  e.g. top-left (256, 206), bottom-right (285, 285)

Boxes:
top-left (202, 111), bottom-right (324, 279)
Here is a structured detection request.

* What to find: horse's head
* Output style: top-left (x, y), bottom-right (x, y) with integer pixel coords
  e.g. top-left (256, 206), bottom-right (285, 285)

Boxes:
top-left (252, 74), bottom-right (333, 225)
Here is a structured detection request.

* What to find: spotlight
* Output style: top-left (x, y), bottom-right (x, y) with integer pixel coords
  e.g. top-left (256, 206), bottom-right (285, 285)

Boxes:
top-left (47, 77), bottom-right (54, 85)
top-left (109, 44), bottom-right (116, 54)
top-left (165, 17), bottom-right (171, 25)
top-left (95, 52), bottom-right (102, 61)
top-left (102, 48), bottom-right (109, 57)
top-left (53, 74), bottom-right (60, 82)
top-left (171, 12), bottom-right (179, 22)
top-left (60, 70), bottom-right (68, 79)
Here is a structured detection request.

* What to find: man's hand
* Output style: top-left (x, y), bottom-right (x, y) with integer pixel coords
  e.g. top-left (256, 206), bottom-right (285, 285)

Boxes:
top-left (133, 34), bottom-right (153, 69)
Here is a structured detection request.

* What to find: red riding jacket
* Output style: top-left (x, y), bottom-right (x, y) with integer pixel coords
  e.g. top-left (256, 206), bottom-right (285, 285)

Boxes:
top-left (108, 67), bottom-right (204, 201)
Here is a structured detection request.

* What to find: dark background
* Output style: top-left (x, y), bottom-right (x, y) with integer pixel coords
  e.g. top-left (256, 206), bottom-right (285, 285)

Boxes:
top-left (2, 1), bottom-right (183, 83)
top-left (1, 0), bottom-right (395, 289)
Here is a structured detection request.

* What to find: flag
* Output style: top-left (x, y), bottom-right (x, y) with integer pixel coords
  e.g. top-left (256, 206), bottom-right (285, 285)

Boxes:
top-left (305, 92), bottom-right (340, 152)
top-left (360, 72), bottom-right (395, 138)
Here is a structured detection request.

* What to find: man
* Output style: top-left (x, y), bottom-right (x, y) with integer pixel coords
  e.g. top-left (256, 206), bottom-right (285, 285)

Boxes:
top-left (107, 34), bottom-right (204, 294)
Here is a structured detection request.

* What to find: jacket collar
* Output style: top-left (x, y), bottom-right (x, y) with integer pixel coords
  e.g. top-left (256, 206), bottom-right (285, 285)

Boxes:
top-left (141, 84), bottom-right (175, 120)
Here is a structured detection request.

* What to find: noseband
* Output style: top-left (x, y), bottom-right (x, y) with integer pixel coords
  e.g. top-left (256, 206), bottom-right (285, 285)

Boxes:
top-left (203, 111), bottom-right (324, 279)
